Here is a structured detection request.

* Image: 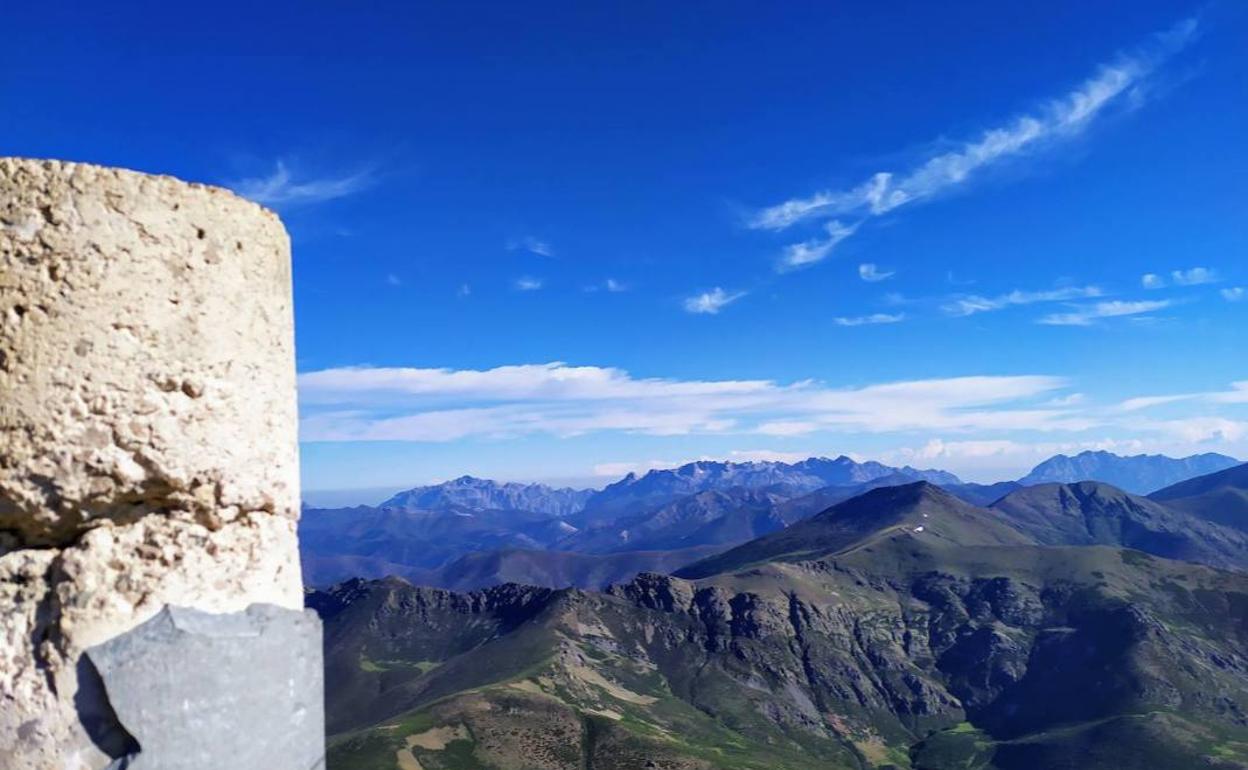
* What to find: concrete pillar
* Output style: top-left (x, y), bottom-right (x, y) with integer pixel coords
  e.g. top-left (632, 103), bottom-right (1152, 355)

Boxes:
top-left (0, 159), bottom-right (310, 768)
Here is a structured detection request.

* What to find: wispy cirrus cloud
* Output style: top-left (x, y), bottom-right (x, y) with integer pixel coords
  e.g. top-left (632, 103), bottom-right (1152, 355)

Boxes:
top-left (833, 313), bottom-right (905, 327)
top-left (684, 287), bottom-right (746, 314)
top-left (1038, 299), bottom-right (1172, 326)
top-left (1223, 287), bottom-right (1245, 302)
top-left (513, 276), bottom-right (544, 291)
top-left (584, 278), bottom-right (630, 293)
top-left (298, 362), bottom-right (1078, 442)
top-left (1120, 388), bottom-right (1248, 442)
top-left (1140, 417), bottom-right (1248, 444)
top-left (777, 221), bottom-right (857, 271)
top-left (942, 285), bottom-right (1103, 317)
top-left (858, 263), bottom-right (895, 282)
top-left (1116, 394), bottom-right (1198, 413)
top-left (507, 236), bottom-right (554, 257)
top-left (1116, 381), bottom-right (1248, 412)
top-left (229, 160), bottom-right (375, 207)
top-left (749, 17), bottom-right (1198, 262)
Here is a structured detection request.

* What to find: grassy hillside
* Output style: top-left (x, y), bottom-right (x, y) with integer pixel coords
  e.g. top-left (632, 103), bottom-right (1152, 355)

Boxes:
top-left (314, 522), bottom-right (1248, 769)
top-left (675, 482), bottom-right (1031, 579)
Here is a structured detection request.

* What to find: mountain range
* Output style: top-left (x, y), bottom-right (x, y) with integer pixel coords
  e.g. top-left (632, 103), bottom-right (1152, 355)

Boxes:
top-left (301, 451), bottom-right (1239, 591)
top-left (312, 469), bottom-right (1248, 770)
top-left (380, 476), bottom-right (594, 517)
top-left (1018, 450), bottom-right (1239, 493)
top-left (575, 456), bottom-right (960, 526)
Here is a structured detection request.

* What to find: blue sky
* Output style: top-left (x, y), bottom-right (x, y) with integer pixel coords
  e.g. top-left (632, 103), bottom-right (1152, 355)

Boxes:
top-left (4, 1), bottom-right (1246, 496)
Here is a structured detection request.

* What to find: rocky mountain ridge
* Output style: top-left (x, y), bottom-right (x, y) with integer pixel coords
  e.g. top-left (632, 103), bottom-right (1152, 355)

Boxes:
top-left (380, 475), bottom-right (594, 517)
top-left (315, 479), bottom-right (1248, 769)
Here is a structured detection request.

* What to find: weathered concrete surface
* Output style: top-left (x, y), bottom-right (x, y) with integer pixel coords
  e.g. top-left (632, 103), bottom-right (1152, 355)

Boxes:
top-left (86, 605), bottom-right (325, 770)
top-left (0, 157), bottom-right (299, 544)
top-left (0, 159), bottom-right (309, 768)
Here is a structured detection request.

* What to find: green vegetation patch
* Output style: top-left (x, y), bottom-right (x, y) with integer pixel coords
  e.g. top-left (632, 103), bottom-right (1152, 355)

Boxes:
top-left (358, 654), bottom-right (441, 673)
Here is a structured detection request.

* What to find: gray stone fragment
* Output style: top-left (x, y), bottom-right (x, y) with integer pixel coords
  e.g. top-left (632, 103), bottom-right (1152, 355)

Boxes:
top-left (85, 604), bottom-right (325, 770)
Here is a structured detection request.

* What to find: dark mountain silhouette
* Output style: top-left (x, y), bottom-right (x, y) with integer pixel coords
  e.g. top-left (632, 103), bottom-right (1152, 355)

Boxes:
top-left (992, 480), bottom-right (1248, 570)
top-left (1149, 462), bottom-right (1248, 531)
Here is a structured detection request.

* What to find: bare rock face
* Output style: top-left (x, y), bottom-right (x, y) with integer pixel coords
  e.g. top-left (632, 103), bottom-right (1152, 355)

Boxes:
top-left (86, 605), bottom-right (325, 770)
top-left (0, 159), bottom-right (306, 768)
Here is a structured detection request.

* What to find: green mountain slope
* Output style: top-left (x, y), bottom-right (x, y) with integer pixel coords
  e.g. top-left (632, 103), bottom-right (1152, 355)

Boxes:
top-left (311, 472), bottom-right (1248, 770)
top-left (674, 482), bottom-right (1031, 580)
top-left (427, 545), bottom-right (724, 591)
top-left (314, 538), bottom-right (1248, 770)
top-left (991, 480), bottom-right (1248, 570)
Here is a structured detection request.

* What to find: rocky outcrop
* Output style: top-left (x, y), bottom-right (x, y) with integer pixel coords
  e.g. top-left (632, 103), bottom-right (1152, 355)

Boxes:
top-left (0, 159), bottom-right (306, 768)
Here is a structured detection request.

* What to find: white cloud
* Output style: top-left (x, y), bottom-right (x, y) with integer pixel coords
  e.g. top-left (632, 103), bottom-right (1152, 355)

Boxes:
top-left (1141, 268), bottom-right (1219, 289)
top-left (1114, 382), bottom-right (1248, 412)
top-left (1213, 382), bottom-right (1248, 404)
top-left (385, 273), bottom-right (402, 287)
top-left (1221, 287), bottom-right (1244, 302)
top-left (508, 237), bottom-right (554, 257)
top-left (1117, 394), bottom-right (1195, 412)
top-left (748, 18), bottom-right (1197, 272)
top-left (514, 276), bottom-right (544, 291)
top-left (593, 449), bottom-right (820, 477)
top-left (943, 285), bottom-right (1103, 317)
top-left (833, 313), bottom-right (905, 327)
top-left (457, 283), bottom-right (472, 298)
top-left (1171, 267), bottom-right (1219, 286)
top-left (585, 278), bottom-right (630, 293)
top-left (859, 263), bottom-right (896, 282)
top-left (778, 220), bottom-right (858, 270)
top-left (684, 287), bottom-right (746, 314)
top-left (229, 161), bottom-right (375, 207)
top-left (298, 363), bottom-right (1078, 442)
top-left (1038, 299), bottom-right (1171, 326)
top-left (879, 437), bottom-right (1152, 480)
top-left (299, 364), bottom-right (1248, 473)
top-left (1144, 417), bottom-right (1248, 444)
top-left (592, 459), bottom-right (684, 477)
top-left (725, 449), bottom-right (817, 464)
top-left (897, 438), bottom-right (1039, 462)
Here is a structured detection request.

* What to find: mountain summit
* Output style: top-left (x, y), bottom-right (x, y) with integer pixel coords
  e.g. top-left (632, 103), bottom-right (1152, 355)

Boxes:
top-left (578, 456), bottom-right (960, 524)
top-left (1149, 462), bottom-right (1248, 531)
top-left (675, 481), bottom-right (1030, 579)
top-left (380, 476), bottom-right (593, 517)
top-left (992, 480), bottom-right (1248, 570)
top-left (1018, 450), bottom-right (1239, 494)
